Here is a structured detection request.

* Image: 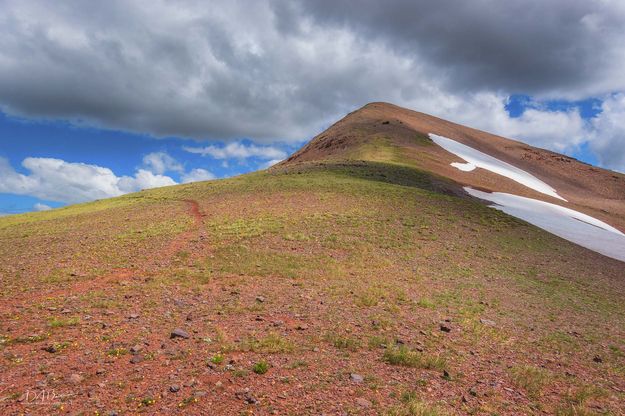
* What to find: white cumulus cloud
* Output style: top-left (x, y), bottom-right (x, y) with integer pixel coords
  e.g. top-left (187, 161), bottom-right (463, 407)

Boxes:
top-left (181, 168), bottom-right (216, 183)
top-left (33, 202), bottom-right (52, 211)
top-left (0, 157), bottom-right (177, 204)
top-left (142, 152), bottom-right (184, 175)
top-left (183, 142), bottom-right (287, 161)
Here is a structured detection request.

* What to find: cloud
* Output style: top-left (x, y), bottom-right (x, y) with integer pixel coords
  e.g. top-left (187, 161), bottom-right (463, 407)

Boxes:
top-left (142, 152), bottom-right (184, 175)
top-left (588, 94), bottom-right (625, 171)
top-left (0, 157), bottom-right (177, 204)
top-left (0, 1), bottom-right (623, 170)
top-left (183, 142), bottom-right (287, 160)
top-left (33, 202), bottom-right (52, 211)
top-left (1, 0), bottom-right (623, 143)
top-left (181, 168), bottom-right (216, 183)
top-left (261, 159), bottom-right (283, 169)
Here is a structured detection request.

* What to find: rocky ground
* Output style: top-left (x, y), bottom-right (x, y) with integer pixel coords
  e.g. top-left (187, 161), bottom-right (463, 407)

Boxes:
top-left (0, 163), bottom-right (623, 415)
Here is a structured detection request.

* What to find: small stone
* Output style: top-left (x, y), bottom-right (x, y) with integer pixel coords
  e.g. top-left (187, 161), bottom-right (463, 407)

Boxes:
top-left (442, 370), bottom-right (451, 380)
top-left (96, 368), bottom-right (106, 375)
top-left (128, 313), bottom-right (139, 319)
top-left (479, 318), bottom-right (496, 326)
top-left (43, 345), bottom-right (57, 353)
top-left (68, 373), bottom-right (83, 384)
top-left (355, 398), bottom-right (371, 408)
top-left (469, 387), bottom-right (478, 397)
top-left (215, 381), bottom-right (223, 389)
top-left (130, 344), bottom-right (143, 354)
top-left (255, 296), bottom-right (265, 303)
top-left (296, 323), bottom-right (309, 330)
top-left (350, 373), bottom-right (364, 383)
top-left (439, 323), bottom-right (452, 333)
top-left (593, 355), bottom-right (603, 363)
top-left (170, 328), bottom-right (190, 339)
top-left (169, 385), bottom-right (180, 393)
top-left (130, 355), bottom-right (144, 364)
top-left (186, 313), bottom-right (194, 322)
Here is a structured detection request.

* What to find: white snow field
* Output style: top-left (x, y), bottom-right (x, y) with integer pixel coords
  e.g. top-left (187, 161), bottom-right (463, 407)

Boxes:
top-left (429, 134), bottom-right (566, 201)
top-left (464, 187), bottom-right (625, 262)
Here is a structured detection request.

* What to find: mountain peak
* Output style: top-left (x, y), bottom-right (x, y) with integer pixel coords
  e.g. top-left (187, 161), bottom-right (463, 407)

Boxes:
top-left (278, 102), bottom-right (625, 234)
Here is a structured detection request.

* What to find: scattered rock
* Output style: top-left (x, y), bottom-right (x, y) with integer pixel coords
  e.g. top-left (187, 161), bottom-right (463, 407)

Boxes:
top-left (442, 370), bottom-right (451, 380)
top-left (235, 389), bottom-right (258, 404)
top-left (439, 323), bottom-right (452, 333)
top-left (185, 312), bottom-right (194, 322)
top-left (130, 344), bottom-right (143, 354)
top-left (171, 328), bottom-right (190, 339)
top-left (68, 373), bottom-right (83, 384)
top-left (593, 355), bottom-right (603, 363)
top-left (296, 323), bottom-right (309, 330)
top-left (96, 368), bottom-right (106, 375)
top-left (350, 373), bottom-right (364, 383)
top-left (479, 318), bottom-right (496, 326)
top-left (355, 398), bottom-right (371, 408)
top-left (43, 345), bottom-right (57, 353)
top-left (130, 355), bottom-right (144, 364)
top-left (469, 387), bottom-right (478, 397)
top-left (169, 385), bottom-right (180, 393)
top-left (215, 381), bottom-right (223, 389)
top-left (255, 296), bottom-right (265, 303)
top-left (128, 313), bottom-right (139, 319)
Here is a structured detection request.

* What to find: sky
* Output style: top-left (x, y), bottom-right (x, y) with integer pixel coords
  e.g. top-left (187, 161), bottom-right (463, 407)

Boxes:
top-left (1, 0), bottom-right (625, 215)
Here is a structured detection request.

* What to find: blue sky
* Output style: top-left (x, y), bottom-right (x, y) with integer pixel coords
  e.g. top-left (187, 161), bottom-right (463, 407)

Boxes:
top-left (1, 1), bottom-right (624, 215)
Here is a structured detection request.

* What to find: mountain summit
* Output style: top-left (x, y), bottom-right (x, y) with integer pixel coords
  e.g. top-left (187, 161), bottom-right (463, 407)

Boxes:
top-left (1, 103), bottom-right (624, 415)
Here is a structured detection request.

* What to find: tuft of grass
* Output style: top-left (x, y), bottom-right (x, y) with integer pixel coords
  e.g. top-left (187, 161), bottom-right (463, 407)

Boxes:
top-left (383, 346), bottom-right (446, 370)
top-left (210, 353), bottom-right (225, 364)
top-left (252, 360), bottom-right (270, 374)
top-left (237, 333), bottom-right (294, 353)
top-left (509, 365), bottom-right (550, 398)
top-left (325, 332), bottom-right (361, 351)
top-left (48, 317), bottom-right (80, 328)
top-left (387, 395), bottom-right (448, 416)
top-left (107, 347), bottom-right (129, 357)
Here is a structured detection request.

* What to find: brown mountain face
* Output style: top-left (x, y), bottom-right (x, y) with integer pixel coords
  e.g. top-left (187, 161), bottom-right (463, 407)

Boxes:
top-left (278, 102), bottom-right (625, 231)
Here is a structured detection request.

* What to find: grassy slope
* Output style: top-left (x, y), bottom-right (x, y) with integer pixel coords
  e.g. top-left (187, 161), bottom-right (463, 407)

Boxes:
top-left (0, 152), bottom-right (624, 415)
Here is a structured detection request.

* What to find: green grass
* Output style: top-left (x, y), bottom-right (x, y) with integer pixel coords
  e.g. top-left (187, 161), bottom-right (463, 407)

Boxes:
top-left (210, 353), bottom-right (225, 364)
top-left (509, 365), bottom-right (551, 398)
top-left (48, 317), bottom-right (80, 328)
top-left (234, 333), bottom-right (294, 353)
top-left (252, 360), bottom-right (270, 374)
top-left (325, 332), bottom-right (361, 351)
top-left (383, 346), bottom-right (446, 370)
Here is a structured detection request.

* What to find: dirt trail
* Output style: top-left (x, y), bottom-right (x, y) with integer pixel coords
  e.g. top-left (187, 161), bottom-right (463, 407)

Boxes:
top-left (4, 199), bottom-right (208, 311)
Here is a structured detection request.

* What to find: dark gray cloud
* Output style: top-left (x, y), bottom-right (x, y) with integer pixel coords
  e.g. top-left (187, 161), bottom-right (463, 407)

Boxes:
top-left (286, 0), bottom-right (625, 98)
top-left (0, 0), bottom-right (624, 171)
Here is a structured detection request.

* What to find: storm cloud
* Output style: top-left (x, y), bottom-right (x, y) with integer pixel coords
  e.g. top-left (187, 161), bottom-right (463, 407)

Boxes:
top-left (0, 0), bottom-right (624, 169)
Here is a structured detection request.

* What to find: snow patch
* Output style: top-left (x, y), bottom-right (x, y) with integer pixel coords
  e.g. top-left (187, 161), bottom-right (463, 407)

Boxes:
top-left (429, 134), bottom-right (566, 201)
top-left (464, 187), bottom-right (625, 262)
